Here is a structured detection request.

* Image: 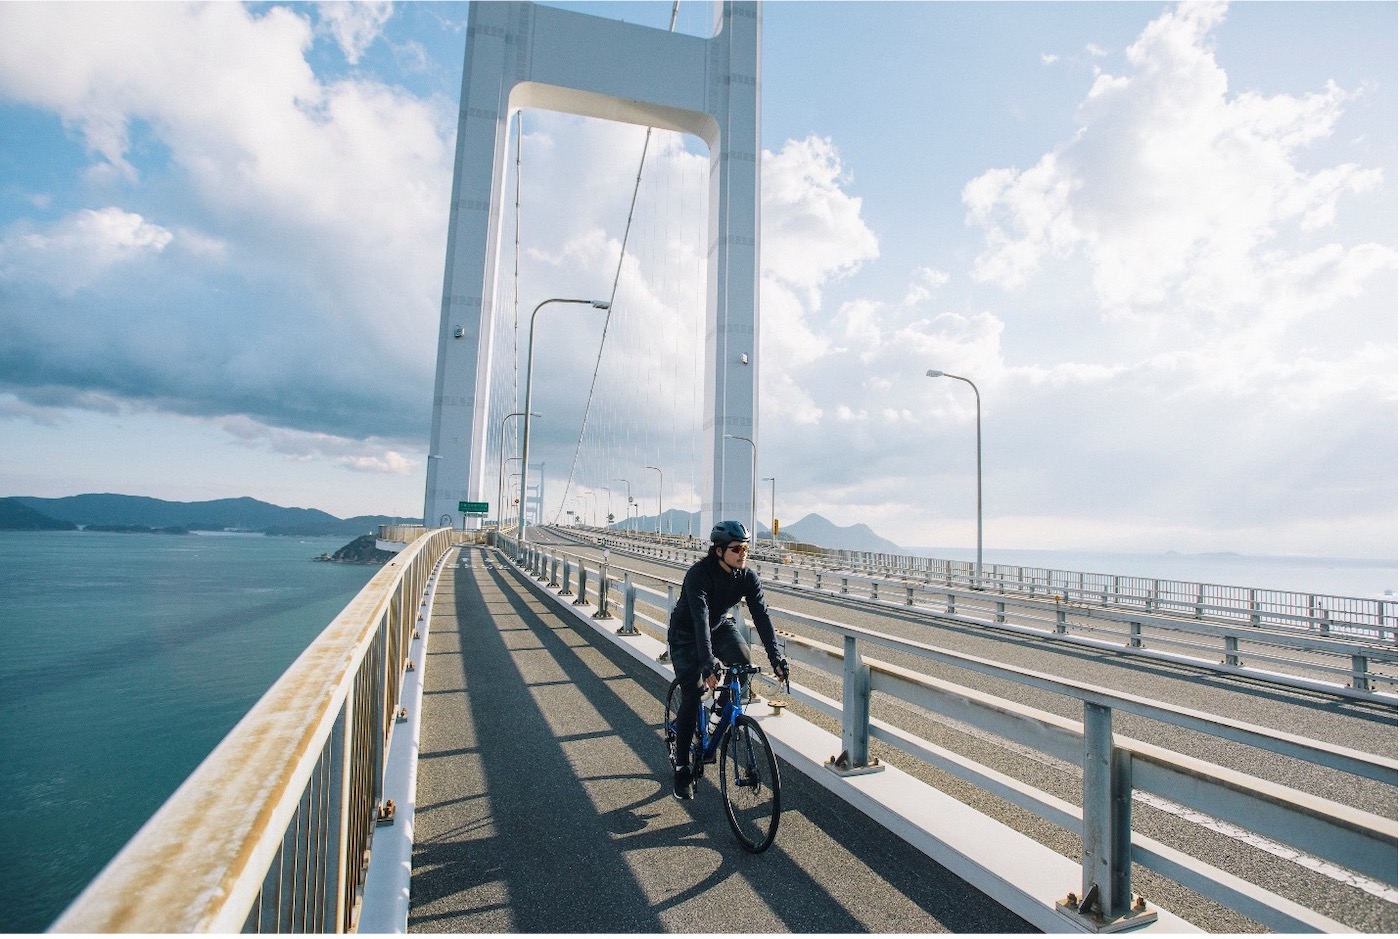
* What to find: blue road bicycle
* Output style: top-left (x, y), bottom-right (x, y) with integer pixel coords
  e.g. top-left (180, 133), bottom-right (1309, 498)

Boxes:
top-left (663, 664), bottom-right (782, 853)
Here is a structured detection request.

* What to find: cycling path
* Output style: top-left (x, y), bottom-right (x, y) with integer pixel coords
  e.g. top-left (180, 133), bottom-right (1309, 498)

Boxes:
top-left (406, 546), bottom-right (1033, 932)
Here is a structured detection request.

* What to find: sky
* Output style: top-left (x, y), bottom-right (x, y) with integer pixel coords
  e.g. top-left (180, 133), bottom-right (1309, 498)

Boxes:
top-left (0, 1), bottom-right (1395, 560)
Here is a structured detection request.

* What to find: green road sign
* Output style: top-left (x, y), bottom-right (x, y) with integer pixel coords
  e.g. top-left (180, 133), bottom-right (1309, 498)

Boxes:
top-left (458, 501), bottom-right (489, 515)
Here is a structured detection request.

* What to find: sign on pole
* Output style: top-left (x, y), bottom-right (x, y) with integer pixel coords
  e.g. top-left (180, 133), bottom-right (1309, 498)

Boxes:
top-left (459, 501), bottom-right (489, 516)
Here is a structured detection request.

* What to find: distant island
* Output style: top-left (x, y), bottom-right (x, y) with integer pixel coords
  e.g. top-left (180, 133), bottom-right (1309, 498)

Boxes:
top-left (0, 493), bottom-right (417, 538)
top-left (315, 534), bottom-right (398, 565)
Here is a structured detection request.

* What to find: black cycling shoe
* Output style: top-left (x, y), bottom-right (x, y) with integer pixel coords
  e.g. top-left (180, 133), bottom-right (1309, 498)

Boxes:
top-left (672, 764), bottom-right (694, 800)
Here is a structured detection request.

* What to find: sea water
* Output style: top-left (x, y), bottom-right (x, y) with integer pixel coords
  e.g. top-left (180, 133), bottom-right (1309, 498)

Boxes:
top-left (904, 546), bottom-right (1397, 601)
top-left (0, 530), bottom-right (377, 932)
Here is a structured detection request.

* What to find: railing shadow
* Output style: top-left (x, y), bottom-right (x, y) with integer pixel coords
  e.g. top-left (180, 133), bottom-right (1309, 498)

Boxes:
top-left (409, 547), bottom-right (1032, 932)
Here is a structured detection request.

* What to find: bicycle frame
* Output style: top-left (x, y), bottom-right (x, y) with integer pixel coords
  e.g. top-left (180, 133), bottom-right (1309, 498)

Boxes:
top-left (694, 666), bottom-right (756, 763)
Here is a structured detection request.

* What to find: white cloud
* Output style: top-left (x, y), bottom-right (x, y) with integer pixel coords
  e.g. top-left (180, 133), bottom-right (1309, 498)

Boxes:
top-left (215, 414), bottom-right (416, 475)
top-left (761, 136), bottom-right (879, 308)
top-left (964, 1), bottom-right (1389, 333)
top-left (902, 265), bottom-right (950, 307)
top-left (0, 207), bottom-right (173, 293)
top-left (0, 1), bottom-right (453, 439)
top-left (316, 1), bottom-right (394, 65)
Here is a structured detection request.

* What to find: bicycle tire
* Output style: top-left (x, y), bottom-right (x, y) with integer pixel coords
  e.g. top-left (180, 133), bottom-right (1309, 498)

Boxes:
top-left (719, 715), bottom-right (781, 853)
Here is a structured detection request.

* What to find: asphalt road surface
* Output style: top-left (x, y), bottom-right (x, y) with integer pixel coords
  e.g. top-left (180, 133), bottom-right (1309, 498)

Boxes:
top-left (409, 547), bottom-right (1035, 932)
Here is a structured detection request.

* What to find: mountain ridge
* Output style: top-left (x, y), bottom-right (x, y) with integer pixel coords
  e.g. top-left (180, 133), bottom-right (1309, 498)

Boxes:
top-left (5, 493), bottom-right (416, 537)
top-left (609, 508), bottom-right (904, 553)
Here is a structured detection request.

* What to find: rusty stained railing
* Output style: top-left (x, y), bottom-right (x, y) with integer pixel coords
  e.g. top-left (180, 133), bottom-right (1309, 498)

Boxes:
top-left (50, 528), bottom-right (456, 934)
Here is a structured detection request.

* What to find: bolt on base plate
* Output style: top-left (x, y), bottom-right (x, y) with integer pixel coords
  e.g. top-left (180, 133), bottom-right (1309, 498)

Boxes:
top-left (1053, 892), bottom-right (1157, 933)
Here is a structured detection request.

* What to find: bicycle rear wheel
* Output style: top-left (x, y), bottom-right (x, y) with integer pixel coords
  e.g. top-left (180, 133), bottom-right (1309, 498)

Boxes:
top-left (719, 715), bottom-right (781, 852)
top-left (662, 679), bottom-right (683, 765)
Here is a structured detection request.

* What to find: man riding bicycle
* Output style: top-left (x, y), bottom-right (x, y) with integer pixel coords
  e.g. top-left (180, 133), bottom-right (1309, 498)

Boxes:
top-left (667, 520), bottom-right (789, 800)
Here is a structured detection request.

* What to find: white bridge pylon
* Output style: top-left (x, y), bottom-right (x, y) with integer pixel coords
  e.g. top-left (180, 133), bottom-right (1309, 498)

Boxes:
top-left (423, 1), bottom-right (761, 534)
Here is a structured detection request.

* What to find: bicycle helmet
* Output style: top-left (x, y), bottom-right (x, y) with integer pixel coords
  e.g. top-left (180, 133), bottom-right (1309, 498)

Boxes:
top-left (710, 520), bottom-right (750, 547)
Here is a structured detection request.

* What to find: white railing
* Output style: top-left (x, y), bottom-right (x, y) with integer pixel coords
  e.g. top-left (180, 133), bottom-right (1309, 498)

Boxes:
top-left (510, 537), bottom-right (1397, 932)
top-left (580, 529), bottom-right (1397, 700)
top-left (51, 529), bottom-right (457, 933)
top-left (579, 526), bottom-right (1397, 642)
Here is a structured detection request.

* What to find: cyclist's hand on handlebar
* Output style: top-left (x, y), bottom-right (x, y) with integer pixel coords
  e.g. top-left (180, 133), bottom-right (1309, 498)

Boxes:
top-left (769, 655), bottom-right (790, 684)
top-left (702, 659), bottom-right (724, 690)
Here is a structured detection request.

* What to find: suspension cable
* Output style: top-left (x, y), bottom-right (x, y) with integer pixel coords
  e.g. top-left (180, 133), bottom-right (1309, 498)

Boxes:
top-left (553, 1), bottom-right (681, 523)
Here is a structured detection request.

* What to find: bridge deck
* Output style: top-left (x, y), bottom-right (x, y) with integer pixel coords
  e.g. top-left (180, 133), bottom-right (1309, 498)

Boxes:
top-left (407, 546), bottom-right (1034, 932)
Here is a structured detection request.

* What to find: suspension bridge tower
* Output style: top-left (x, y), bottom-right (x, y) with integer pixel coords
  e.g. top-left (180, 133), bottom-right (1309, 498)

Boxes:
top-left (423, 0), bottom-right (761, 534)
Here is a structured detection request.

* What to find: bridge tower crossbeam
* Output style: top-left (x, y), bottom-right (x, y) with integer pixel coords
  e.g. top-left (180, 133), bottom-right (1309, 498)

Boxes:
top-left (424, 0), bottom-right (761, 534)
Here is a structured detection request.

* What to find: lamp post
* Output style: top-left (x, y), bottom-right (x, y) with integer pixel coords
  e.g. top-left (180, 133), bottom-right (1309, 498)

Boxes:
top-left (927, 369), bottom-right (982, 588)
top-left (496, 411), bottom-right (538, 530)
top-left (600, 486), bottom-right (612, 527)
top-left (613, 478), bottom-right (632, 530)
top-left (644, 465), bottom-right (663, 535)
top-left (519, 298), bottom-right (610, 554)
top-left (761, 476), bottom-right (776, 543)
top-left (723, 433), bottom-right (758, 538)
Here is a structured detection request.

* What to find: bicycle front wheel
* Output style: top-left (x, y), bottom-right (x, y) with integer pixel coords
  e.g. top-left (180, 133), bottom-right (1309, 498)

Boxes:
top-left (719, 715), bottom-right (781, 852)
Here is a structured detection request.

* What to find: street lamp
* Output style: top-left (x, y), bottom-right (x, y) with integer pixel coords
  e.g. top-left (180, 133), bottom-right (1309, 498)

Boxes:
top-left (600, 486), bottom-right (612, 527)
top-left (927, 369), bottom-right (983, 588)
top-left (496, 411), bottom-right (538, 530)
top-left (761, 476), bottom-right (776, 543)
top-left (613, 478), bottom-right (632, 530)
top-left (723, 433), bottom-right (757, 538)
top-left (645, 465), bottom-right (663, 535)
top-left (519, 297), bottom-right (610, 553)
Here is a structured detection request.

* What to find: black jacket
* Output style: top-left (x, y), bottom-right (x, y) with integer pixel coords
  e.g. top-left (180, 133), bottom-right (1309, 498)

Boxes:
top-left (667, 552), bottom-right (780, 667)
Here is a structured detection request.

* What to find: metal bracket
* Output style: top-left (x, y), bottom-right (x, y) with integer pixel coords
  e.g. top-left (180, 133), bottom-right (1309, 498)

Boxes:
top-left (1053, 887), bottom-right (1157, 933)
top-left (824, 749), bottom-right (885, 777)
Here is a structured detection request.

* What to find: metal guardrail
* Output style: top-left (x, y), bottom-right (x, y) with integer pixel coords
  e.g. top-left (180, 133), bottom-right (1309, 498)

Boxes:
top-left (510, 536), bottom-right (1397, 932)
top-left (51, 529), bottom-right (457, 933)
top-left (581, 529), bottom-right (1397, 700)
top-left (582, 527), bottom-right (1397, 642)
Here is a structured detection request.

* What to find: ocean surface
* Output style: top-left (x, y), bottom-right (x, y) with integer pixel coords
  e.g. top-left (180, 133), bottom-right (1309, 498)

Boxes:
top-left (1, 531), bottom-right (1394, 931)
top-left (904, 546), bottom-right (1398, 601)
top-left (0, 530), bottom-right (378, 932)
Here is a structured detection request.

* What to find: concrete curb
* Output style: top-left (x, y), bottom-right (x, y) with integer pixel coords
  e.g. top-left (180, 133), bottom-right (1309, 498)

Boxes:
top-left (357, 546), bottom-right (453, 933)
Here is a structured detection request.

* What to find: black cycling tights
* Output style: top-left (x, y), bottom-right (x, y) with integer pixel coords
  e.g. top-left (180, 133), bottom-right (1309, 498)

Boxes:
top-left (671, 624), bottom-right (752, 770)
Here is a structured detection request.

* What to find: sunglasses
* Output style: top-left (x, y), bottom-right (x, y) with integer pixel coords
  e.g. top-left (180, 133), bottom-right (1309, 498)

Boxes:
top-left (725, 543), bottom-right (750, 555)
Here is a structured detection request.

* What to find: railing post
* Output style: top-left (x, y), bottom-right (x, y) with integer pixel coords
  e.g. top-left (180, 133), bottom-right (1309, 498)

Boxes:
top-left (1128, 621), bottom-right (1142, 649)
top-left (906, 584), bottom-right (915, 606)
top-left (547, 553), bottom-right (560, 588)
top-left (617, 574), bottom-right (639, 636)
top-left (1064, 701), bottom-right (1146, 929)
top-left (573, 563), bottom-right (589, 606)
top-left (594, 561), bottom-right (614, 619)
top-left (559, 557), bottom-right (574, 596)
top-left (1352, 653), bottom-right (1372, 692)
top-left (946, 592), bottom-right (956, 615)
top-left (826, 635), bottom-right (883, 776)
top-left (1224, 635), bottom-right (1241, 668)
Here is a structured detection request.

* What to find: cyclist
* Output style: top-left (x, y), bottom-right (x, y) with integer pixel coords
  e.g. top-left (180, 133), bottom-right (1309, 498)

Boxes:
top-left (667, 520), bottom-right (789, 800)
